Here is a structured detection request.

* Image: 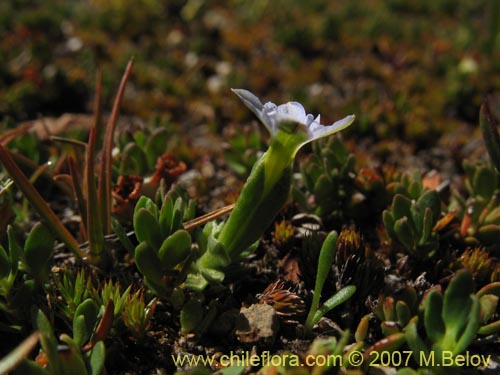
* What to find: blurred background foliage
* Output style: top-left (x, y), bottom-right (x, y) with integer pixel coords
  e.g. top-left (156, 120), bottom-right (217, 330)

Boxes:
top-left (1, 0), bottom-right (499, 151)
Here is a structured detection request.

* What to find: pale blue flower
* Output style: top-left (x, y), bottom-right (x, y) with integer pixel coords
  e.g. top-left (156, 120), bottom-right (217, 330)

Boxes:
top-left (232, 89), bottom-right (355, 149)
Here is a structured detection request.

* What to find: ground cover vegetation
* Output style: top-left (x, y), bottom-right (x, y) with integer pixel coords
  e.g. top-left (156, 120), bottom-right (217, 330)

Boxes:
top-left (1, 1), bottom-right (500, 374)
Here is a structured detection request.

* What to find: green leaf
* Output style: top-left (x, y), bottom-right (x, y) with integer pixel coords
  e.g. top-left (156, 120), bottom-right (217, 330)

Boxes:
top-left (442, 270), bottom-right (475, 340)
top-left (479, 294), bottom-right (499, 322)
top-left (454, 295), bottom-right (480, 354)
top-left (0, 244), bottom-right (9, 279)
top-left (416, 190), bottom-right (441, 222)
top-left (395, 300), bottom-right (411, 326)
top-left (73, 299), bottom-right (99, 347)
top-left (145, 128), bottom-right (169, 167)
top-left (473, 165), bottom-right (497, 200)
top-left (394, 217), bottom-right (415, 251)
top-left (312, 285), bottom-right (356, 326)
top-left (7, 226), bottom-right (21, 274)
top-left (382, 210), bottom-right (396, 238)
top-left (180, 299), bottom-right (204, 333)
top-left (88, 341), bottom-right (106, 375)
top-left (24, 223), bottom-right (54, 282)
top-left (119, 143), bottom-right (148, 175)
top-left (58, 334), bottom-right (88, 375)
top-left (311, 231), bottom-right (338, 316)
top-left (133, 208), bottom-right (162, 250)
top-left (158, 230), bottom-right (191, 269)
top-left (424, 290), bottom-right (445, 343)
top-left (477, 224), bottom-right (500, 243)
top-left (134, 242), bottom-right (163, 285)
top-left (418, 207), bottom-right (434, 245)
top-left (480, 100), bottom-right (500, 173)
top-left (404, 318), bottom-right (429, 362)
top-left (392, 194), bottom-right (412, 219)
top-left (159, 196), bottom-right (174, 237)
top-left (36, 310), bottom-right (60, 375)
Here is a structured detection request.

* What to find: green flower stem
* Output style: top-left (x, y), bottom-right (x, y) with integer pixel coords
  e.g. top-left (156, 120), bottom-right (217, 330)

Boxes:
top-left (217, 123), bottom-right (305, 260)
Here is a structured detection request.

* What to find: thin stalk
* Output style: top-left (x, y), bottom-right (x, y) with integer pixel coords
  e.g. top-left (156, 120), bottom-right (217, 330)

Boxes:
top-left (99, 59), bottom-right (134, 234)
top-left (85, 129), bottom-right (105, 264)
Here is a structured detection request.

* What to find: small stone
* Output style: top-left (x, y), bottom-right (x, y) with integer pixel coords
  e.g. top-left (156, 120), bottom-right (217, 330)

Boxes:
top-left (235, 304), bottom-right (279, 345)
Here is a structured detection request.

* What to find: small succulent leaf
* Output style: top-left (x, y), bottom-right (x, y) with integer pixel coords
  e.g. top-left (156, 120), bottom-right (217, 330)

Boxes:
top-left (381, 321), bottom-right (400, 336)
top-left (442, 270), bottom-right (475, 340)
top-left (313, 285), bottom-right (356, 325)
top-left (145, 128), bottom-right (169, 165)
top-left (313, 175), bottom-right (333, 201)
top-left (120, 142), bottom-right (149, 175)
top-left (473, 165), bottom-right (497, 200)
top-left (180, 299), bottom-right (204, 333)
top-left (134, 195), bottom-right (150, 213)
top-left (315, 231), bottom-right (338, 302)
top-left (200, 268), bottom-right (225, 284)
top-left (24, 223), bottom-right (54, 282)
top-left (58, 334), bottom-right (88, 375)
top-left (404, 318), bottom-right (430, 361)
top-left (453, 295), bottom-right (480, 355)
top-left (485, 205), bottom-right (500, 224)
top-left (170, 197), bottom-right (185, 234)
top-left (134, 242), bottom-right (163, 285)
top-left (382, 297), bottom-right (395, 321)
top-left (73, 299), bottom-right (99, 347)
top-left (394, 217), bottom-right (415, 251)
top-left (88, 341), bottom-right (105, 375)
top-left (410, 201), bottom-right (424, 234)
top-left (400, 286), bottom-right (418, 312)
top-left (0, 244), bottom-right (10, 278)
top-left (424, 290), bottom-right (445, 343)
top-left (476, 224), bottom-right (500, 243)
top-left (144, 197), bottom-right (159, 219)
top-left (365, 332), bottom-right (406, 354)
top-left (418, 208), bottom-right (434, 245)
top-left (354, 315), bottom-right (370, 343)
top-left (416, 190), bottom-right (441, 223)
top-left (392, 194), bottom-right (412, 219)
top-left (477, 282), bottom-right (500, 298)
top-left (382, 210), bottom-right (396, 238)
top-left (159, 196), bottom-right (174, 237)
top-left (36, 310), bottom-right (60, 375)
top-left (73, 315), bottom-right (88, 349)
top-left (479, 294), bottom-right (499, 322)
top-left (198, 236), bottom-right (231, 272)
top-left (395, 300), bottom-right (412, 326)
top-left (185, 273), bottom-right (209, 292)
top-left (158, 230), bottom-right (191, 269)
top-left (133, 208), bottom-right (162, 249)
top-left (478, 320), bottom-right (500, 335)
top-left (408, 181), bottom-right (422, 200)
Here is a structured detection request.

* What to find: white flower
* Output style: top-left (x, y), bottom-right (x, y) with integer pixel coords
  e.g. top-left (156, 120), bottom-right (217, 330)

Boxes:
top-left (231, 89), bottom-right (355, 145)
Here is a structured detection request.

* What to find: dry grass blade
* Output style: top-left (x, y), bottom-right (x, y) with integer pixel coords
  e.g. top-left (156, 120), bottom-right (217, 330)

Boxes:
top-left (99, 59), bottom-right (134, 235)
top-left (0, 144), bottom-right (82, 258)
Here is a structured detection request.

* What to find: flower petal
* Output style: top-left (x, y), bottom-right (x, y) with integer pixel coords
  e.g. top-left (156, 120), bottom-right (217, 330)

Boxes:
top-left (276, 102), bottom-right (308, 125)
top-left (309, 114), bottom-right (355, 140)
top-left (231, 89), bottom-right (274, 134)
